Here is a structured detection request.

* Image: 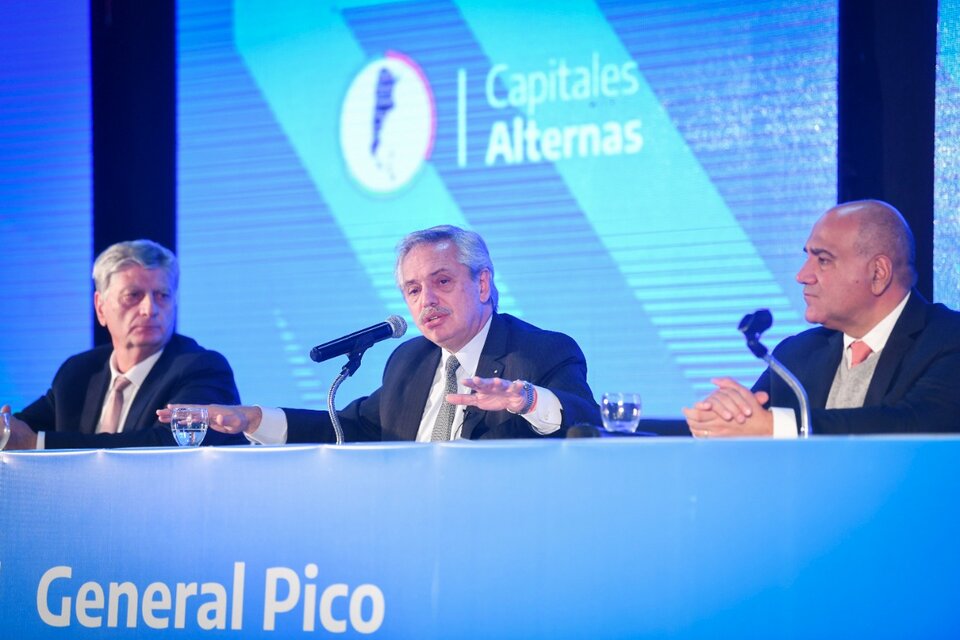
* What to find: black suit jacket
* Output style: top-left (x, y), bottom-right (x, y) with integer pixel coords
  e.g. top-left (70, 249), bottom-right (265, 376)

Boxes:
top-left (283, 313), bottom-right (599, 442)
top-left (753, 292), bottom-right (960, 434)
top-left (16, 333), bottom-right (245, 448)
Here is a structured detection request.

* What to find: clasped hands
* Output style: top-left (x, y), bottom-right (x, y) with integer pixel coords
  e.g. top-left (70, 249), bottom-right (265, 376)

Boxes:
top-left (682, 377), bottom-right (773, 438)
top-left (156, 376), bottom-right (533, 436)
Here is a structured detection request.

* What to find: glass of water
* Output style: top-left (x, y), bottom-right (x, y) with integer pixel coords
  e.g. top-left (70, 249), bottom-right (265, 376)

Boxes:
top-left (600, 393), bottom-right (642, 433)
top-left (1, 411), bottom-right (10, 450)
top-left (170, 407), bottom-right (208, 446)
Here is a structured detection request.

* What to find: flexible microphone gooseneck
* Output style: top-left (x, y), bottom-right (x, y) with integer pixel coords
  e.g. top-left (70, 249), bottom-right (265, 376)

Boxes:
top-left (738, 309), bottom-right (812, 438)
top-left (313, 316), bottom-right (408, 444)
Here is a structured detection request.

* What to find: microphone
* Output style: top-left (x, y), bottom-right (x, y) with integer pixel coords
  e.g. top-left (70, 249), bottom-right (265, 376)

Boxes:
top-left (738, 309), bottom-right (773, 358)
top-left (737, 309), bottom-right (812, 437)
top-left (309, 316), bottom-right (407, 363)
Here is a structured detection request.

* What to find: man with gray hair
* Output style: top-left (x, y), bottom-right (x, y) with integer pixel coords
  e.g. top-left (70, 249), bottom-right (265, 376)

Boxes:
top-left (172, 225), bottom-right (599, 442)
top-left (1, 239), bottom-right (244, 449)
top-left (684, 200), bottom-right (960, 436)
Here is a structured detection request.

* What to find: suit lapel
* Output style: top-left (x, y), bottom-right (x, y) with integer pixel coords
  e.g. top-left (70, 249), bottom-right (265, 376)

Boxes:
top-left (394, 344), bottom-right (442, 440)
top-left (123, 334), bottom-right (183, 432)
top-left (461, 314), bottom-right (507, 439)
top-left (124, 340), bottom-right (178, 432)
top-left (864, 292), bottom-right (925, 405)
top-left (80, 363), bottom-right (111, 434)
top-left (807, 331), bottom-right (843, 410)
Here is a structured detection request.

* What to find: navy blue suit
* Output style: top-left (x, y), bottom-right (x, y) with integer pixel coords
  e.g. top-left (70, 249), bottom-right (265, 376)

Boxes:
top-left (754, 292), bottom-right (960, 434)
top-left (283, 313), bottom-right (599, 442)
top-left (16, 333), bottom-right (245, 448)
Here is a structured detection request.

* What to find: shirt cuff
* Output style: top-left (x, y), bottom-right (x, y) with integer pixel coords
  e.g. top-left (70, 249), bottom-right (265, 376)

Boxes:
top-left (36, 430), bottom-right (46, 450)
top-left (771, 407), bottom-right (799, 439)
top-left (245, 406), bottom-right (288, 445)
top-left (523, 386), bottom-right (562, 435)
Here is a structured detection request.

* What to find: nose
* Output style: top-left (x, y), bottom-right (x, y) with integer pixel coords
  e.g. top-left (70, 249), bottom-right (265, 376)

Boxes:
top-left (139, 292), bottom-right (159, 316)
top-left (796, 257), bottom-right (815, 285)
top-left (421, 283), bottom-right (440, 306)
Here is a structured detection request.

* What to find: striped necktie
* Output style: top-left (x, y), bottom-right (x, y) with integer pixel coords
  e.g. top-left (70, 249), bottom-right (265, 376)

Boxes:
top-left (430, 356), bottom-right (460, 441)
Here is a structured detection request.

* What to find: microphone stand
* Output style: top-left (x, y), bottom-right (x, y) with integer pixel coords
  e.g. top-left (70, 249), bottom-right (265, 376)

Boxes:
top-left (326, 335), bottom-right (377, 445)
top-left (741, 311), bottom-right (813, 438)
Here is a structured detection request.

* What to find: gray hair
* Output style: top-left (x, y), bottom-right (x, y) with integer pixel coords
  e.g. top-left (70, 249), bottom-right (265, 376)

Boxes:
top-left (92, 239), bottom-right (179, 294)
top-left (395, 225), bottom-right (499, 311)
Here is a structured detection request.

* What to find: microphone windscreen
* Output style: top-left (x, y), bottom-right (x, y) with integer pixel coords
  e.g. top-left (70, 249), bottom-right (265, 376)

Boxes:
top-left (386, 315), bottom-right (407, 339)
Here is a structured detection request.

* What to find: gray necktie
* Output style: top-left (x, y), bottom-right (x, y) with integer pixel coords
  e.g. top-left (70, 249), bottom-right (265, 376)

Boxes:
top-left (430, 356), bottom-right (460, 441)
top-left (99, 375), bottom-right (131, 434)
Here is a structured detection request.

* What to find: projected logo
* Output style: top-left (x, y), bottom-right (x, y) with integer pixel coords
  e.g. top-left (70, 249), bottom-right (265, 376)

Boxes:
top-left (340, 52), bottom-right (436, 194)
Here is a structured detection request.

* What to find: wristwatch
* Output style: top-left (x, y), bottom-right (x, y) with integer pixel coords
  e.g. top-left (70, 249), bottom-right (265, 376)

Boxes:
top-left (507, 380), bottom-right (536, 415)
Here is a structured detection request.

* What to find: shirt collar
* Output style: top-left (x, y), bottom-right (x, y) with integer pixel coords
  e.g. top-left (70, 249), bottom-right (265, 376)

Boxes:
top-left (843, 291), bottom-right (911, 354)
top-left (441, 314), bottom-right (493, 378)
top-left (110, 348), bottom-right (164, 390)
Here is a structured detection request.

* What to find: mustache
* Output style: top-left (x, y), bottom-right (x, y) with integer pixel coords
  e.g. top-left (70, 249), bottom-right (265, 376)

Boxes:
top-left (419, 306), bottom-right (452, 323)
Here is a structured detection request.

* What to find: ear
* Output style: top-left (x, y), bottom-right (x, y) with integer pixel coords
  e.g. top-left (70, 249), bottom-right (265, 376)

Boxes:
top-left (477, 268), bottom-right (492, 304)
top-left (869, 255), bottom-right (894, 295)
top-left (94, 291), bottom-right (108, 327)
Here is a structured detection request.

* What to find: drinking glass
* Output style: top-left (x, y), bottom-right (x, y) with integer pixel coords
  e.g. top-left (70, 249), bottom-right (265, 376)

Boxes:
top-left (0, 411), bottom-right (10, 450)
top-left (600, 393), bottom-right (642, 433)
top-left (170, 407), bottom-right (208, 447)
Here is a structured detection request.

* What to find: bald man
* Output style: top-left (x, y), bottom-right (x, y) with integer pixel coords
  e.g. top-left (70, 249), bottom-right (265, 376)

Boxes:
top-left (684, 199), bottom-right (960, 437)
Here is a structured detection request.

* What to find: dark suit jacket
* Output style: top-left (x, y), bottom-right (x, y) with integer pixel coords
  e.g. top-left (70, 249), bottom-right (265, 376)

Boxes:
top-left (15, 333), bottom-right (245, 448)
top-left (753, 291), bottom-right (960, 434)
top-left (283, 313), bottom-right (599, 442)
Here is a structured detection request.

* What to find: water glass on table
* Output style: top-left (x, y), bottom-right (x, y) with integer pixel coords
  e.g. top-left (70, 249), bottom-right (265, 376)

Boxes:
top-left (170, 407), bottom-right (208, 447)
top-left (601, 392), bottom-right (642, 433)
top-left (0, 410), bottom-right (10, 450)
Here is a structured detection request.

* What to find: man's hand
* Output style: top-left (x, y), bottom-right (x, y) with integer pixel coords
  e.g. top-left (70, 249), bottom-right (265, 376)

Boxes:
top-left (1, 404), bottom-right (38, 450)
top-left (682, 378), bottom-right (773, 438)
top-left (157, 405), bottom-right (263, 435)
top-left (447, 377), bottom-right (532, 414)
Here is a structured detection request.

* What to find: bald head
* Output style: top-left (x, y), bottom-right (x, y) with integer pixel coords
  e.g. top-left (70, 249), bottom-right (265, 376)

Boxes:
top-left (828, 200), bottom-right (917, 290)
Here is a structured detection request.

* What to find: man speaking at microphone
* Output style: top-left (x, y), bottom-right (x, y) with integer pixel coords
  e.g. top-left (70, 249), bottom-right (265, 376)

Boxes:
top-left (683, 199), bottom-right (960, 437)
top-left (164, 225), bottom-right (599, 443)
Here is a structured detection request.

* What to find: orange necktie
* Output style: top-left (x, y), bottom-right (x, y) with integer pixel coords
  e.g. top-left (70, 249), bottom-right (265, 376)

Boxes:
top-left (849, 340), bottom-right (873, 367)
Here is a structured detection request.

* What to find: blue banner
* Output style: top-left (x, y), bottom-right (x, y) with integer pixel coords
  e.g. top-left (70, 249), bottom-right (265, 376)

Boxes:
top-left (175, 0), bottom-right (839, 416)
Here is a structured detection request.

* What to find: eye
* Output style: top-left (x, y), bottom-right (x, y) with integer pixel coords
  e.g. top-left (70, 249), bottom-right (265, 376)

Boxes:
top-left (405, 286), bottom-right (420, 298)
top-left (119, 291), bottom-right (145, 307)
top-left (154, 291), bottom-right (173, 303)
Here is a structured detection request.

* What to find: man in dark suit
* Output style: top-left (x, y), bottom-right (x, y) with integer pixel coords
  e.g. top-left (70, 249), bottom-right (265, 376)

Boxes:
top-left (1, 240), bottom-right (243, 449)
top-left (178, 225), bottom-right (599, 443)
top-left (683, 200), bottom-right (960, 437)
